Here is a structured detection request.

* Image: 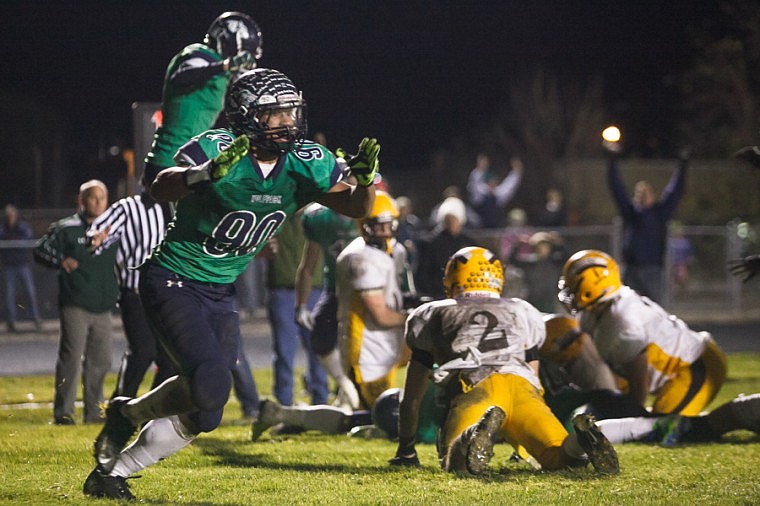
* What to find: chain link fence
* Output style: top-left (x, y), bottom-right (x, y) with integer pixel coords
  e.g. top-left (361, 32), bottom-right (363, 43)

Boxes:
top-left (2, 215), bottom-right (759, 324)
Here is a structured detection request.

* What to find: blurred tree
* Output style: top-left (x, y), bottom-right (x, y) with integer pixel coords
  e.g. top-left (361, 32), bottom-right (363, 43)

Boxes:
top-left (0, 91), bottom-right (67, 207)
top-left (678, 0), bottom-right (760, 157)
top-left (485, 65), bottom-right (608, 219)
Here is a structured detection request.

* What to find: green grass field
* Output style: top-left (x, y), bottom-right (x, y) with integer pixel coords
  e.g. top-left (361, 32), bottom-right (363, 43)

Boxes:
top-left (2, 354), bottom-right (760, 505)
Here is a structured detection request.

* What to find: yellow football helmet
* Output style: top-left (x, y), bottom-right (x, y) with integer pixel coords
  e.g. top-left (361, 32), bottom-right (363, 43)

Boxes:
top-left (557, 249), bottom-right (622, 311)
top-left (359, 191), bottom-right (399, 253)
top-left (540, 314), bottom-right (584, 366)
top-left (443, 246), bottom-right (504, 298)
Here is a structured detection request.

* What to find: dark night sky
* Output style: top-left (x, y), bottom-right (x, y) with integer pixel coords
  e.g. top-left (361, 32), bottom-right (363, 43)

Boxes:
top-left (0, 1), bottom-right (720, 173)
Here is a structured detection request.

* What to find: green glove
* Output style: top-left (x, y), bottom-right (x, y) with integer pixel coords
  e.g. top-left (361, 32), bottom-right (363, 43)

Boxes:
top-left (184, 135), bottom-right (250, 189)
top-left (227, 50), bottom-right (256, 73)
top-left (346, 137), bottom-right (380, 187)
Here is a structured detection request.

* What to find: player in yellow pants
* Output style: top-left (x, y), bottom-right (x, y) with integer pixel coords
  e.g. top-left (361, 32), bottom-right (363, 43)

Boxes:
top-left (390, 247), bottom-right (619, 476)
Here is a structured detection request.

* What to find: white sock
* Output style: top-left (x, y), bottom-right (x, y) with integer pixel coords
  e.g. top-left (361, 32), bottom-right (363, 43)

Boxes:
top-left (595, 417), bottom-right (659, 444)
top-left (111, 415), bottom-right (196, 477)
top-left (319, 348), bottom-right (346, 381)
top-left (277, 405), bottom-right (349, 434)
top-left (320, 349), bottom-right (360, 409)
top-left (562, 433), bottom-right (586, 460)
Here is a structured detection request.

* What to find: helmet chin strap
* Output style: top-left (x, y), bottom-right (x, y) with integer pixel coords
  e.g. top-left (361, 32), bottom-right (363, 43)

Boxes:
top-left (366, 236), bottom-right (392, 255)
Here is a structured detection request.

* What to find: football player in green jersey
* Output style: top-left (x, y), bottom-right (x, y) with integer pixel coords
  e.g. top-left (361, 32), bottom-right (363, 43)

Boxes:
top-left (143, 12), bottom-right (263, 186)
top-left (84, 68), bottom-right (378, 501)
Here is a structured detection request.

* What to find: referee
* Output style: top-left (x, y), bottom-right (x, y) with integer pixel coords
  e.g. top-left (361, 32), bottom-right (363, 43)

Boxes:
top-left (88, 176), bottom-right (173, 398)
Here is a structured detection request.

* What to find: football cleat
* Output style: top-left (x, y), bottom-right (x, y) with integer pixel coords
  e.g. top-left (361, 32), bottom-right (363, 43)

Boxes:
top-left (93, 397), bottom-right (137, 474)
top-left (464, 406), bottom-right (506, 475)
top-left (83, 468), bottom-right (136, 500)
top-left (251, 399), bottom-right (281, 441)
top-left (572, 413), bottom-right (620, 475)
top-left (731, 393), bottom-right (760, 433)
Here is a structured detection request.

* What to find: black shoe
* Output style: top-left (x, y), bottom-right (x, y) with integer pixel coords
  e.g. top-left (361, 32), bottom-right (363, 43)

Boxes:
top-left (54, 415), bottom-right (76, 426)
top-left (93, 397), bottom-right (137, 474)
top-left (572, 413), bottom-right (620, 475)
top-left (83, 468), bottom-right (136, 500)
top-left (465, 406), bottom-right (506, 475)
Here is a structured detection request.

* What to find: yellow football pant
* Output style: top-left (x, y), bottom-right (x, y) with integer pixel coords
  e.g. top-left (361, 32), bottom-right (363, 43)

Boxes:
top-left (440, 373), bottom-right (577, 471)
top-left (651, 339), bottom-right (727, 416)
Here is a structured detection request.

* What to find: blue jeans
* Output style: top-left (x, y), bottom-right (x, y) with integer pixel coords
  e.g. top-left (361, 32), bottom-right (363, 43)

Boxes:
top-left (233, 341), bottom-right (260, 417)
top-left (4, 264), bottom-right (41, 325)
top-left (267, 287), bottom-right (327, 405)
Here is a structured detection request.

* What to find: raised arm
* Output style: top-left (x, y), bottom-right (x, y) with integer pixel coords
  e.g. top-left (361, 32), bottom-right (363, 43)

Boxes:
top-left (150, 135), bottom-right (250, 202)
top-left (315, 183), bottom-right (375, 219)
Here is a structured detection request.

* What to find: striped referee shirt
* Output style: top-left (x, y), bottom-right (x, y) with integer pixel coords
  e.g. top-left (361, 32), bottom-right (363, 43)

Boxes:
top-left (89, 193), bottom-right (168, 291)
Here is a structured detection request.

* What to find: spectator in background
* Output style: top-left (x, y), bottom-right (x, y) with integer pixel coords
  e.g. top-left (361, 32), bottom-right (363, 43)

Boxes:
top-left (416, 196), bottom-right (477, 299)
top-left (728, 254), bottom-right (760, 282)
top-left (667, 222), bottom-right (694, 290)
top-left (34, 180), bottom-right (119, 425)
top-left (235, 258), bottom-right (266, 320)
top-left (467, 153), bottom-right (523, 228)
top-left (537, 187), bottom-right (568, 227)
top-left (266, 217), bottom-right (329, 410)
top-left (499, 208), bottom-right (532, 262)
top-left (395, 196), bottom-right (422, 273)
top-left (509, 231), bottom-right (567, 313)
top-left (604, 141), bottom-right (689, 304)
top-left (1, 204), bottom-right (42, 332)
top-left (428, 185), bottom-right (481, 229)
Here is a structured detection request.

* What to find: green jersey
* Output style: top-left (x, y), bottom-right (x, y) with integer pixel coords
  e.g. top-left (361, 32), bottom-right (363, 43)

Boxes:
top-left (145, 43), bottom-right (229, 168)
top-left (149, 129), bottom-right (343, 284)
top-left (301, 203), bottom-right (357, 292)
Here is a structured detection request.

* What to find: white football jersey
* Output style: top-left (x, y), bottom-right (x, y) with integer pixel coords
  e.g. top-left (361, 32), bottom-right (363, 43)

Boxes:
top-left (405, 296), bottom-right (545, 390)
top-left (335, 237), bottom-right (407, 382)
top-left (579, 286), bottom-right (711, 393)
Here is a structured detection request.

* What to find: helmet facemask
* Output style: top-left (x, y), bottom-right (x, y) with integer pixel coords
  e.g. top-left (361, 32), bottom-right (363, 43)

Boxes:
top-left (226, 69), bottom-right (308, 154)
top-left (247, 94), bottom-right (307, 154)
top-left (360, 191), bottom-right (399, 255)
top-left (558, 251), bottom-right (621, 312)
top-left (361, 217), bottom-right (398, 255)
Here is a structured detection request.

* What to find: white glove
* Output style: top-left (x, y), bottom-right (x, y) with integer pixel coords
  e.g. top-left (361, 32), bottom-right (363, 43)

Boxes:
top-left (295, 305), bottom-right (315, 331)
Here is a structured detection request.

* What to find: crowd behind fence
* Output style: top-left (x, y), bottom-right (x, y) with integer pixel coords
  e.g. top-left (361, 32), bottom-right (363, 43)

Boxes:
top-left (2, 217), bottom-right (759, 325)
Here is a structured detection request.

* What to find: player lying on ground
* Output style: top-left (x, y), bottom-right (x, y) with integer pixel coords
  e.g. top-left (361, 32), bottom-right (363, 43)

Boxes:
top-left (540, 314), bottom-right (760, 448)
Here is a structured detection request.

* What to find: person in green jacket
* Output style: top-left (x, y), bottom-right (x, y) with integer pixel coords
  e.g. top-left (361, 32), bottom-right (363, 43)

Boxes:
top-left (34, 179), bottom-right (119, 425)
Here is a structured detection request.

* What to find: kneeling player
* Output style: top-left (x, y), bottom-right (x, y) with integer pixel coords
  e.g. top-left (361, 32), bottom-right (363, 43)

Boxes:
top-left (389, 247), bottom-right (620, 476)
